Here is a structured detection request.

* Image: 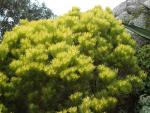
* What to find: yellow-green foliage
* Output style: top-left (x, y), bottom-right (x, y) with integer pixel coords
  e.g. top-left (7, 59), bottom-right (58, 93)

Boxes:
top-left (0, 6), bottom-right (146, 113)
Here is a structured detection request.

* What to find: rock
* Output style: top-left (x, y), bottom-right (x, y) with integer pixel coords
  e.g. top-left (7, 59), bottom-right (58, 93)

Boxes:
top-left (131, 32), bottom-right (149, 45)
top-left (143, 0), bottom-right (150, 9)
top-left (113, 1), bottom-right (127, 16)
top-left (113, 0), bottom-right (150, 46)
top-left (126, 0), bottom-right (146, 14)
top-left (129, 13), bottom-right (147, 28)
top-left (116, 11), bottom-right (133, 23)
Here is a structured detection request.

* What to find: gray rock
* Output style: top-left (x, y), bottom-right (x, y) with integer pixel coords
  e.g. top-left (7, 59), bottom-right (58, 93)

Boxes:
top-left (113, 0), bottom-right (150, 46)
top-left (129, 13), bottom-right (147, 28)
top-left (126, 5), bottom-right (139, 14)
top-left (126, 0), bottom-right (145, 14)
top-left (126, 0), bottom-right (135, 5)
top-left (126, 27), bottom-right (149, 46)
top-left (143, 0), bottom-right (150, 9)
top-left (139, 0), bottom-right (147, 2)
top-left (130, 31), bottom-right (149, 46)
top-left (116, 11), bottom-right (133, 23)
top-left (113, 1), bottom-right (127, 16)
top-left (126, 0), bottom-right (147, 5)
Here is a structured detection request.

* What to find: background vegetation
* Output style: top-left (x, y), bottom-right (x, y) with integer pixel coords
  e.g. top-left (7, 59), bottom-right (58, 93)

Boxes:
top-left (135, 44), bottom-right (150, 113)
top-left (0, 0), bottom-right (54, 38)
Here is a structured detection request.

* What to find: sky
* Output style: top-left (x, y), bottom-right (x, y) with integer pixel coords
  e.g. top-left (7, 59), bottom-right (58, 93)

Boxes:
top-left (38, 0), bottom-right (125, 15)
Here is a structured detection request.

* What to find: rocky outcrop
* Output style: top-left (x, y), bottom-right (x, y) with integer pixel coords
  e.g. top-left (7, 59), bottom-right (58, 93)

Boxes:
top-left (113, 0), bottom-right (150, 45)
top-left (143, 0), bottom-right (150, 9)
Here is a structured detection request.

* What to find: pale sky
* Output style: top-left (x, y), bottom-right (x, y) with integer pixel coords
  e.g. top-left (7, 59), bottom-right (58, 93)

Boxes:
top-left (38, 0), bottom-right (125, 15)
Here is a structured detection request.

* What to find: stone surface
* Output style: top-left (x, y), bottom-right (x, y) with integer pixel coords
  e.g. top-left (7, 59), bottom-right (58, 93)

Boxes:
top-left (116, 11), bottom-right (133, 23)
top-left (129, 13), bottom-right (147, 28)
top-left (113, 0), bottom-right (150, 46)
top-left (144, 0), bottom-right (150, 9)
top-left (113, 1), bottom-right (127, 16)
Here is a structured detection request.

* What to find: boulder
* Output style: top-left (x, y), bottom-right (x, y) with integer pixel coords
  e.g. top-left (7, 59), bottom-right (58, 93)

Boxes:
top-left (113, 0), bottom-right (150, 46)
top-left (113, 1), bottom-right (127, 16)
top-left (129, 13), bottom-right (147, 28)
top-left (116, 11), bottom-right (133, 23)
top-left (143, 0), bottom-right (150, 9)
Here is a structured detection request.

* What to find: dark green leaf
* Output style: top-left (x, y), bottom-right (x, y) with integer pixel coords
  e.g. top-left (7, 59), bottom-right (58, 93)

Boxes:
top-left (124, 23), bottom-right (150, 40)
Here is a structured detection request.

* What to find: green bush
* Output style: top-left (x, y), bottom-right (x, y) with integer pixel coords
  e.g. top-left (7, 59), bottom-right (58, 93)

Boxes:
top-left (136, 45), bottom-right (150, 113)
top-left (138, 95), bottom-right (150, 113)
top-left (0, 6), bottom-right (146, 113)
top-left (137, 45), bottom-right (150, 74)
top-left (137, 45), bottom-right (150, 95)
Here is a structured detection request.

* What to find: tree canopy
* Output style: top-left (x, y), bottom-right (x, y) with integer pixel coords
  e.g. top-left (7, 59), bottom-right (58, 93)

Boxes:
top-left (0, 0), bottom-right (54, 38)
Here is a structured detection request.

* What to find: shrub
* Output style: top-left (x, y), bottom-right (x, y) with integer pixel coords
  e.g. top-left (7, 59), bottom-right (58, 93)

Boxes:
top-left (137, 44), bottom-right (150, 95)
top-left (136, 45), bottom-right (150, 113)
top-left (0, 6), bottom-right (146, 113)
top-left (137, 44), bottom-right (150, 74)
top-left (138, 95), bottom-right (150, 113)
top-left (137, 45), bottom-right (150, 95)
